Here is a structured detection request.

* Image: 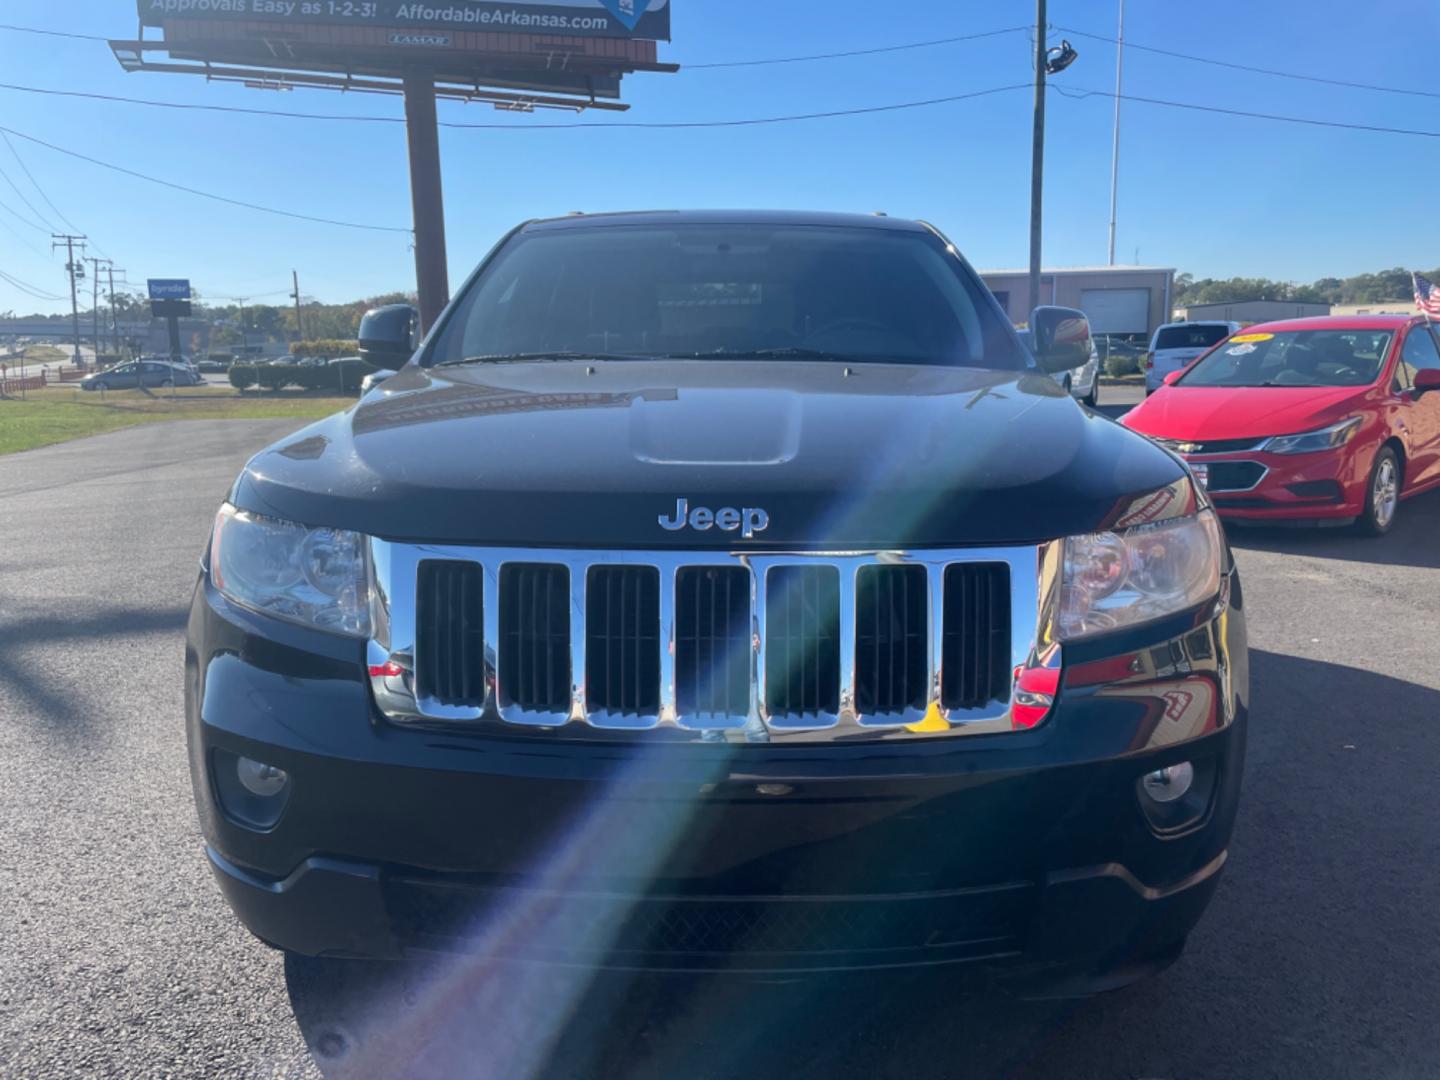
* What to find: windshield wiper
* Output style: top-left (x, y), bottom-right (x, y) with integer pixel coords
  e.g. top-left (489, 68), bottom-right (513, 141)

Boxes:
top-left (436, 351), bottom-right (653, 367)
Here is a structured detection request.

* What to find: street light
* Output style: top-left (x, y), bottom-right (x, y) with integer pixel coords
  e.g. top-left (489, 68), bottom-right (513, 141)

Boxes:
top-left (1027, 5), bottom-right (1079, 318)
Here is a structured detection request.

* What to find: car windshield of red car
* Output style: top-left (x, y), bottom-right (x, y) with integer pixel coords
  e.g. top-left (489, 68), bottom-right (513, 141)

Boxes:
top-left (1179, 329), bottom-right (1392, 388)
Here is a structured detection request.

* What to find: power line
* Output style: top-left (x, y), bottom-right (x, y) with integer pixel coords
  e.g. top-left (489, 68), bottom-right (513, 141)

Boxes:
top-left (0, 192), bottom-right (48, 233)
top-left (0, 267), bottom-right (66, 302)
top-left (0, 23), bottom-right (108, 42)
top-left (2, 132), bottom-right (91, 241)
top-left (0, 213), bottom-right (51, 259)
top-left (1053, 24), bottom-right (1440, 101)
top-left (1055, 84), bottom-right (1440, 140)
top-left (685, 26), bottom-right (1030, 69)
top-left (0, 78), bottom-right (1032, 131)
top-left (0, 81), bottom-right (407, 125)
top-left (442, 83), bottom-right (1032, 129)
top-left (0, 126), bottom-right (413, 234)
top-left (0, 158), bottom-right (56, 233)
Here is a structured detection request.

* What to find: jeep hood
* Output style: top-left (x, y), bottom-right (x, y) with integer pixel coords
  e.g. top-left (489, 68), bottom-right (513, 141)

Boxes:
top-left (230, 360), bottom-right (1184, 548)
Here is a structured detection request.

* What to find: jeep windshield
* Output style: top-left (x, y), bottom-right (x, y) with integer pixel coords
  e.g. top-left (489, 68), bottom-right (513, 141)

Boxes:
top-left (427, 223), bottom-right (1028, 370)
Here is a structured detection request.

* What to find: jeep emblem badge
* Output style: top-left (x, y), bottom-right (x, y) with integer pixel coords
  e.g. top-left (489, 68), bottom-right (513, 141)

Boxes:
top-left (659, 498), bottom-right (769, 539)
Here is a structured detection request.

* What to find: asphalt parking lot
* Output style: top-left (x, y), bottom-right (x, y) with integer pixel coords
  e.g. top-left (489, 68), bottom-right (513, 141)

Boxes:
top-left (3, 389), bottom-right (1439, 1079)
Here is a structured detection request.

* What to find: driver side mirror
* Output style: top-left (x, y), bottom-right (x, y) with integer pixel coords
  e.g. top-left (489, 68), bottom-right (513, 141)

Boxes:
top-left (358, 304), bottom-right (420, 370)
top-left (1028, 306), bottom-right (1092, 374)
top-left (1415, 369), bottom-right (1440, 395)
top-left (1163, 371), bottom-right (1184, 387)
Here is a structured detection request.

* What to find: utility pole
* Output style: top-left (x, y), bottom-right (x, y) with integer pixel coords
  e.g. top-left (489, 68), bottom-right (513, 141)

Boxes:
top-left (85, 256), bottom-right (111, 358)
top-left (52, 234), bottom-right (87, 367)
top-left (236, 297), bottom-right (250, 355)
top-left (404, 69), bottom-right (450, 333)
top-left (291, 270), bottom-right (304, 343)
top-left (1106, 0), bottom-right (1126, 265)
top-left (106, 266), bottom-right (126, 357)
top-left (1027, 0), bottom-right (1047, 319)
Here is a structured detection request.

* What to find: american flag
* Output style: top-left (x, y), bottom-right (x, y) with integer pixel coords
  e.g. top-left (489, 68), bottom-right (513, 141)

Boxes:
top-left (1414, 273), bottom-right (1440, 317)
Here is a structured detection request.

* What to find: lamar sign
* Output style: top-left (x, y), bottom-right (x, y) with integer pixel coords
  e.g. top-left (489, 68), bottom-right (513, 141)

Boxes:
top-left (136, 0), bottom-right (671, 39)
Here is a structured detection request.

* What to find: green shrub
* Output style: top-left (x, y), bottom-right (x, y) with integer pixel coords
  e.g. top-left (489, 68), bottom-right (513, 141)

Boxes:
top-left (292, 339), bottom-right (360, 360)
top-left (229, 364), bottom-right (258, 391)
top-left (256, 363), bottom-right (300, 392)
top-left (311, 357), bottom-right (376, 393)
top-left (1105, 353), bottom-right (1142, 378)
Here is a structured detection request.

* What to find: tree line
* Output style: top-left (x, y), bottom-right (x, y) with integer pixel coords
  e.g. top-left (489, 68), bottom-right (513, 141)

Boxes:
top-left (2, 290), bottom-right (414, 348)
top-left (1174, 267), bottom-right (1435, 307)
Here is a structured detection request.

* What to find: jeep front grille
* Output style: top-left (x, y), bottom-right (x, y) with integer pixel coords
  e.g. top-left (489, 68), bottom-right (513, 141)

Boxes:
top-left (586, 566), bottom-right (661, 720)
top-left (370, 543), bottom-right (1054, 742)
top-left (764, 566), bottom-right (842, 722)
top-left (674, 566), bottom-right (751, 722)
top-left (855, 565), bottom-right (928, 717)
top-left (498, 563), bottom-right (571, 716)
top-left (941, 564), bottom-right (1012, 711)
top-left (414, 560), bottom-right (485, 708)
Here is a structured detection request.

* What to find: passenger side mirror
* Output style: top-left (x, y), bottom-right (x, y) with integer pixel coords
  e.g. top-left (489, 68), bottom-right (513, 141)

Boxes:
top-left (1415, 369), bottom-right (1440, 395)
top-left (358, 304), bottom-right (420, 370)
top-left (1028, 306), bottom-right (1092, 374)
top-left (1163, 371), bottom-right (1183, 387)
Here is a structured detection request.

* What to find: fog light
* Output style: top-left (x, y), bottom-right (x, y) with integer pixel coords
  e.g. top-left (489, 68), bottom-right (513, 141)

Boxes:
top-left (237, 757), bottom-right (289, 798)
top-left (1141, 761), bottom-right (1194, 804)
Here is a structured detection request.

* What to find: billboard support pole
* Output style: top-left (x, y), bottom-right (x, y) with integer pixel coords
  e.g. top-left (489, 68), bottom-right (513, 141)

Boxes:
top-left (404, 69), bottom-right (450, 334)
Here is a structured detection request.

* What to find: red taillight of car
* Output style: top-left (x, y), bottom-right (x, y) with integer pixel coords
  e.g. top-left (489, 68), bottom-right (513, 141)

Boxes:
top-left (1144, 352), bottom-right (1155, 370)
top-left (1012, 665), bottom-right (1061, 730)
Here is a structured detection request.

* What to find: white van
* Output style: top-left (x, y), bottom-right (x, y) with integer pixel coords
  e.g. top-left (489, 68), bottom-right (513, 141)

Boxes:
top-left (1145, 321), bottom-right (1240, 393)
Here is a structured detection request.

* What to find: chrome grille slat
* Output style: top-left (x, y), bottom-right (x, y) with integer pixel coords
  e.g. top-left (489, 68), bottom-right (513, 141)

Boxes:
top-left (370, 544), bottom-right (1054, 743)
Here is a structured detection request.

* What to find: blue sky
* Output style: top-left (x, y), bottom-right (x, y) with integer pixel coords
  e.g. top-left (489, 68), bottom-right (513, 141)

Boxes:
top-left (2, 0), bottom-right (1439, 315)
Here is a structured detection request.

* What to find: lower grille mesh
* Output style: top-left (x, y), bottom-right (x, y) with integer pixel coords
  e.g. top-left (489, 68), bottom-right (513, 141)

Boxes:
top-left (499, 564), bottom-right (570, 713)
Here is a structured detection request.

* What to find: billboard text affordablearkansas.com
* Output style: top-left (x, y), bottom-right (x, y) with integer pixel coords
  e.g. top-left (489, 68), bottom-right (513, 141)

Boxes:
top-left (136, 0), bottom-right (671, 40)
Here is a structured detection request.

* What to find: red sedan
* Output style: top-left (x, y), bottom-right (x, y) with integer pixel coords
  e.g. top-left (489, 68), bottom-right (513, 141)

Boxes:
top-left (1122, 315), bottom-right (1440, 534)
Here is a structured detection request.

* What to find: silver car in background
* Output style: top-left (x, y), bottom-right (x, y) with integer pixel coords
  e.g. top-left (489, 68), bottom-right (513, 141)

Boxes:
top-left (1145, 321), bottom-right (1239, 393)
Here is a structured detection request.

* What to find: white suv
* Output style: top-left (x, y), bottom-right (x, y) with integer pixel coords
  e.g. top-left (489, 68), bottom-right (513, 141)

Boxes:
top-left (1145, 321), bottom-right (1239, 393)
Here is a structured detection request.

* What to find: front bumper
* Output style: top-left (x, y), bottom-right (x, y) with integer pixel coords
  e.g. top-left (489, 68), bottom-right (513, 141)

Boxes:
top-left (185, 571), bottom-right (1248, 984)
top-left (1192, 446), bottom-right (1366, 523)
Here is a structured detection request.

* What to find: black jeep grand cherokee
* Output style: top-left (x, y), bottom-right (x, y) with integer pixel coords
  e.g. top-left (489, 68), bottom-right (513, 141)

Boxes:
top-left (186, 210), bottom-right (1246, 994)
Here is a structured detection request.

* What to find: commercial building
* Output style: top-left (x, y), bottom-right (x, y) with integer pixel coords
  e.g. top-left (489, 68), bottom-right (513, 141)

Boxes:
top-left (979, 266), bottom-right (1175, 339)
top-left (1330, 301), bottom-right (1414, 317)
top-left (1176, 300), bottom-right (1331, 324)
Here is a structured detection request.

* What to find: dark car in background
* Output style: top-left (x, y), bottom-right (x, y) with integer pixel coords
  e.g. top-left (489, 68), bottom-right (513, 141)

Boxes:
top-left (185, 211), bottom-right (1247, 996)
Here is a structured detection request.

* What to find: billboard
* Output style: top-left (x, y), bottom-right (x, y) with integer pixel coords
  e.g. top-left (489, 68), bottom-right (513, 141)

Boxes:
top-left (148, 279), bottom-right (191, 300)
top-left (136, 0), bottom-right (671, 40)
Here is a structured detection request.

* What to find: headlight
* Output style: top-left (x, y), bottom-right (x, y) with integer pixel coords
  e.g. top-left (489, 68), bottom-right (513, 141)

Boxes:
top-left (1263, 416), bottom-right (1362, 455)
top-left (1059, 510), bottom-right (1223, 640)
top-left (210, 504), bottom-right (371, 637)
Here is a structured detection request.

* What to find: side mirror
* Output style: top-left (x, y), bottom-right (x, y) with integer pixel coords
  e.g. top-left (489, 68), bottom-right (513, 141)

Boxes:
top-left (1415, 369), bottom-right (1440, 395)
top-left (1028, 305), bottom-right (1092, 374)
top-left (1163, 371), bottom-right (1184, 387)
top-left (357, 304), bottom-right (419, 370)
